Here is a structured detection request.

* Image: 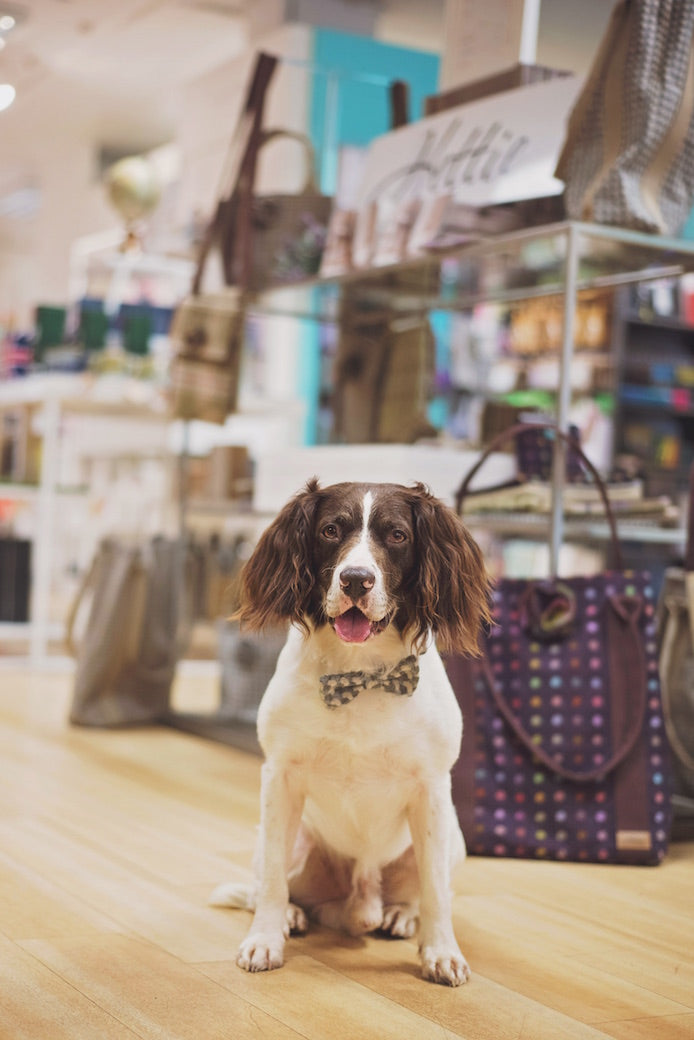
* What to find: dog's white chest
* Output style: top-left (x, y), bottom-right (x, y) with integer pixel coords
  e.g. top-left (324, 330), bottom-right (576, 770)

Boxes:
top-left (298, 734), bottom-right (420, 863)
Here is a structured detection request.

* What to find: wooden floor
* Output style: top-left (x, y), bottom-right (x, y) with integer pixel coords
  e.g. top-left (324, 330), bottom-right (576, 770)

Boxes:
top-left (1, 666), bottom-right (693, 1040)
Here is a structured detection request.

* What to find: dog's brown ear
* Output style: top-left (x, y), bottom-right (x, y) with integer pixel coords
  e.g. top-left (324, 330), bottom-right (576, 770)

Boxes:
top-left (405, 484), bottom-right (492, 654)
top-left (236, 479), bottom-right (322, 632)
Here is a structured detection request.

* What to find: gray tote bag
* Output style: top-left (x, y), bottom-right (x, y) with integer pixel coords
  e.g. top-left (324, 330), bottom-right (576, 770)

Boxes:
top-left (66, 537), bottom-right (194, 727)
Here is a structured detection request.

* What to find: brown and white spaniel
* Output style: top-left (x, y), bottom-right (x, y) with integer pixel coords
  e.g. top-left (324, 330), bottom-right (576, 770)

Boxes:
top-left (211, 479), bottom-right (490, 986)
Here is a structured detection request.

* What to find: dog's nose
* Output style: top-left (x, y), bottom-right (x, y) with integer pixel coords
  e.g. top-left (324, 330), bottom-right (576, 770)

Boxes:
top-left (339, 566), bottom-right (375, 601)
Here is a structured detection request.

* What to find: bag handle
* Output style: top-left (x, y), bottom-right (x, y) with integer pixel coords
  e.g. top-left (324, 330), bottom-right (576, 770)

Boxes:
top-left (64, 541), bottom-right (148, 667)
top-left (455, 421), bottom-right (624, 571)
top-left (64, 548), bottom-right (102, 658)
top-left (389, 79), bottom-right (409, 129)
top-left (192, 51), bottom-right (278, 295)
top-left (479, 593), bottom-right (647, 783)
top-left (253, 128), bottom-right (321, 196)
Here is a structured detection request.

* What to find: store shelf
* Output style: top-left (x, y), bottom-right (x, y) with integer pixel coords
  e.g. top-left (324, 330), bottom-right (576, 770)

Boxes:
top-left (0, 483), bottom-right (40, 502)
top-left (0, 372), bottom-right (170, 418)
top-left (250, 221), bottom-right (694, 322)
top-left (463, 512), bottom-right (685, 545)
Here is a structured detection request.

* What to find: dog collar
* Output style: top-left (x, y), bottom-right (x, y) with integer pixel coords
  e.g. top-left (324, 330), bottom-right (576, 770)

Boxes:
top-left (319, 654), bottom-right (419, 709)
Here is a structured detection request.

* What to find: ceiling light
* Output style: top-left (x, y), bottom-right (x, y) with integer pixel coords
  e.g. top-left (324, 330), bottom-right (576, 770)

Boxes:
top-left (0, 14), bottom-right (15, 31)
top-left (0, 83), bottom-right (15, 111)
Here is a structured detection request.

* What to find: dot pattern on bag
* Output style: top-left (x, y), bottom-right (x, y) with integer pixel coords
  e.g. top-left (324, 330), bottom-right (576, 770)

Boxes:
top-left (469, 572), bottom-right (670, 863)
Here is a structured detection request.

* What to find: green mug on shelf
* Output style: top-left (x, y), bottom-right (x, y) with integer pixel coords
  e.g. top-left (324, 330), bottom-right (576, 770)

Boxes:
top-left (34, 305), bottom-right (66, 361)
top-left (79, 308), bottom-right (109, 352)
top-left (122, 311), bottom-right (152, 355)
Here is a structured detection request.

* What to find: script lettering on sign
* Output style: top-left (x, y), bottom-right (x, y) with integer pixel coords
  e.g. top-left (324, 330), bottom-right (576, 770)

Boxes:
top-left (352, 76), bottom-right (581, 267)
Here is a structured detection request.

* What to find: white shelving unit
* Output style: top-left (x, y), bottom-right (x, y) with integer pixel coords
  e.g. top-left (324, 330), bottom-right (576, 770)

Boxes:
top-left (0, 373), bottom-right (173, 662)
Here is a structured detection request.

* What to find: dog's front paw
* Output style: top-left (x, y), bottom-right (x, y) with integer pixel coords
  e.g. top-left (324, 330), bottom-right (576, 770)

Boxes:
top-left (237, 931), bottom-right (285, 973)
top-left (420, 945), bottom-right (471, 987)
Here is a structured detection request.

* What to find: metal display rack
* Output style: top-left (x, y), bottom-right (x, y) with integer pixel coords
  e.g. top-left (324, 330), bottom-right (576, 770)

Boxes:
top-left (254, 219), bottom-right (694, 569)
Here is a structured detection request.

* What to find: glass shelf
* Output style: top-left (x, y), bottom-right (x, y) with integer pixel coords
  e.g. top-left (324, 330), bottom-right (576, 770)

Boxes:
top-left (250, 220), bottom-right (694, 322)
top-left (463, 512), bottom-right (685, 546)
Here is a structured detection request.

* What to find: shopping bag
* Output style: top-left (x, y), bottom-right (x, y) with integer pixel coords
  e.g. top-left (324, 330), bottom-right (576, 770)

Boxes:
top-left (555, 0), bottom-right (694, 235)
top-left (656, 463), bottom-right (694, 835)
top-left (240, 129), bottom-right (332, 288)
top-left (169, 288), bottom-right (246, 423)
top-left (66, 537), bottom-right (195, 727)
top-left (169, 52), bottom-right (276, 423)
top-left (217, 620), bottom-right (286, 724)
top-left (447, 422), bottom-right (673, 864)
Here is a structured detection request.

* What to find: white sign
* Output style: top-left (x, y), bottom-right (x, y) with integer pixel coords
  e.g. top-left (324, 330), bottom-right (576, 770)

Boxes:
top-left (352, 76), bottom-right (581, 266)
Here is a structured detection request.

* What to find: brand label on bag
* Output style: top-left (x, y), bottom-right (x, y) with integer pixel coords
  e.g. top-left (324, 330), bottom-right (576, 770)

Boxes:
top-left (616, 830), bottom-right (652, 852)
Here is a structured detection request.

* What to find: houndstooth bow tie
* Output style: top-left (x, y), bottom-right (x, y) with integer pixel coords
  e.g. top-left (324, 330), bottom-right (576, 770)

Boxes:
top-left (319, 655), bottom-right (419, 709)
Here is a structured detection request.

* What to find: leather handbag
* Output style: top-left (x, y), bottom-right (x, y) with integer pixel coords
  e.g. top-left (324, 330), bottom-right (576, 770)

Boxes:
top-left (555, 0), bottom-right (694, 235)
top-left (169, 52), bottom-right (277, 423)
top-left (656, 464), bottom-right (694, 837)
top-left (447, 422), bottom-right (673, 865)
top-left (66, 537), bottom-right (195, 727)
top-left (242, 128), bottom-right (332, 289)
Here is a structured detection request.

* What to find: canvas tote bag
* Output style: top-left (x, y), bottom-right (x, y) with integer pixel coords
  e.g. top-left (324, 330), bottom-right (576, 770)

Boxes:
top-left (555, 0), bottom-right (694, 235)
top-left (66, 538), bottom-right (195, 727)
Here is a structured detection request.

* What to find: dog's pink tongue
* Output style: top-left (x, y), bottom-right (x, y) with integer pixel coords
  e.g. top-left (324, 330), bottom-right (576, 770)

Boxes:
top-left (335, 607), bottom-right (372, 643)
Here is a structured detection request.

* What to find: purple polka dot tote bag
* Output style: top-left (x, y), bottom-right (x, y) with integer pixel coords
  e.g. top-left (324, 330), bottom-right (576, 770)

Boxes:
top-left (448, 424), bottom-right (673, 865)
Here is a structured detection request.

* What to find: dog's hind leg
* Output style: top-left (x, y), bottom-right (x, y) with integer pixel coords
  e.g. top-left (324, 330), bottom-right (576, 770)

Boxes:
top-left (380, 845), bottom-right (420, 939)
top-left (311, 863), bottom-right (384, 936)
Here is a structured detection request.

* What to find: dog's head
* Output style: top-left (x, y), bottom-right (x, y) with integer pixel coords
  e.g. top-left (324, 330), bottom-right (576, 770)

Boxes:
top-left (237, 480), bottom-right (491, 654)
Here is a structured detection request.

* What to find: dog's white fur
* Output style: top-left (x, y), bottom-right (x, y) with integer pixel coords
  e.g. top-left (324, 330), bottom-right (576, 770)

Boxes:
top-left (211, 484), bottom-right (483, 987)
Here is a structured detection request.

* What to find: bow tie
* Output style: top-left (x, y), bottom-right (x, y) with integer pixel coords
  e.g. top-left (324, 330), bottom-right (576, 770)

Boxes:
top-left (319, 655), bottom-right (420, 709)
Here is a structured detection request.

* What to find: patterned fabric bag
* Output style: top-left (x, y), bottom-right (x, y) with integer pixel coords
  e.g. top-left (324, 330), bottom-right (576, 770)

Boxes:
top-left (555, 0), bottom-right (694, 235)
top-left (448, 423), bottom-right (673, 865)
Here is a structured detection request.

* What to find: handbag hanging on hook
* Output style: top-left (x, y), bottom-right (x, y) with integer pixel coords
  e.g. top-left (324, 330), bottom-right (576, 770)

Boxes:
top-left (168, 52), bottom-right (278, 424)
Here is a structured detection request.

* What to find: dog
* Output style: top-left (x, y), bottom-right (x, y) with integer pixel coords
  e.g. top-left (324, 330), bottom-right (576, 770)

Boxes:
top-left (211, 479), bottom-right (491, 986)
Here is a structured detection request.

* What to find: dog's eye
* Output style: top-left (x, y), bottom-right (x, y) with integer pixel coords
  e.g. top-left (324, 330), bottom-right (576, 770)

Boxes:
top-left (389, 529), bottom-right (408, 544)
top-left (321, 523), bottom-right (340, 541)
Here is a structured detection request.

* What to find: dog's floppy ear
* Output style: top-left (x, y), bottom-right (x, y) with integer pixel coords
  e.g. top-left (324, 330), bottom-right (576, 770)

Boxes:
top-left (405, 484), bottom-right (492, 654)
top-left (237, 479), bottom-right (322, 632)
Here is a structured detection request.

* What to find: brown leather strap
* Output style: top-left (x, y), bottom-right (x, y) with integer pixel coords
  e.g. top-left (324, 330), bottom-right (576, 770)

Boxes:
top-left (686, 462), bottom-right (694, 573)
top-left (389, 80), bottom-right (409, 128)
top-left (478, 593), bottom-right (647, 783)
top-left (191, 51), bottom-right (278, 295)
top-left (456, 421), bottom-right (624, 571)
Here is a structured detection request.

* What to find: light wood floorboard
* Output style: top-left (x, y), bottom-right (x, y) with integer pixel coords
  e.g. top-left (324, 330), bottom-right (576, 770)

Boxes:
top-left (0, 667), bottom-right (692, 1040)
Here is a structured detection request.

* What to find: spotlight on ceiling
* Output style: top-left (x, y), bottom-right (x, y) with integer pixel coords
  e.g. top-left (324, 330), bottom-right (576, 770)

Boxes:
top-left (0, 83), bottom-right (16, 111)
top-left (0, 3), bottom-right (27, 34)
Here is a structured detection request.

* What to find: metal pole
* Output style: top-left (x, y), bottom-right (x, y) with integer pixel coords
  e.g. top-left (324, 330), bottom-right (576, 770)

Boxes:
top-left (550, 223), bottom-right (580, 574)
top-left (30, 394), bottom-right (60, 664)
